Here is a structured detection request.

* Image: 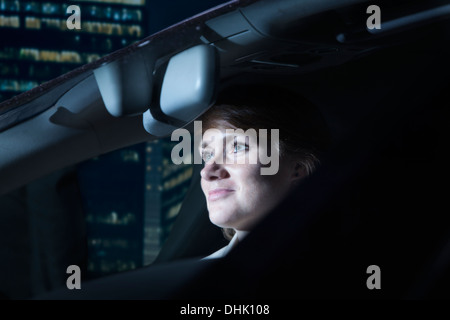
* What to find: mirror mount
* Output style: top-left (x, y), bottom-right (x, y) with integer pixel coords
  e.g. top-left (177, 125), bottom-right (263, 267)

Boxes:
top-left (143, 44), bottom-right (219, 137)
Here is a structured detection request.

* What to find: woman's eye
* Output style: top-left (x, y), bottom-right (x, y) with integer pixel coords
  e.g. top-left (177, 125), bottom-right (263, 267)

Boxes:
top-left (202, 150), bottom-right (214, 162)
top-left (233, 143), bottom-right (248, 153)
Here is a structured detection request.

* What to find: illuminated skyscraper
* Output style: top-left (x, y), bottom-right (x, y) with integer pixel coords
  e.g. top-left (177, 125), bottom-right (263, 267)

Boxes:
top-left (1, 0), bottom-right (194, 278)
top-left (143, 140), bottom-right (193, 265)
top-left (78, 143), bottom-right (147, 278)
top-left (0, 0), bottom-right (148, 102)
top-left (77, 138), bottom-right (193, 278)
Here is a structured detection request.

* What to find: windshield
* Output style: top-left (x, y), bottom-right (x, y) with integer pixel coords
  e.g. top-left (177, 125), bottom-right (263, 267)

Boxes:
top-left (0, 0), bottom-right (228, 300)
top-left (0, 0), bottom-right (232, 131)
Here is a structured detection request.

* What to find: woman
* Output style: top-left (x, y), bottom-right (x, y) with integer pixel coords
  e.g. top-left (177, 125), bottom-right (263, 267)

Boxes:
top-left (199, 84), bottom-right (330, 259)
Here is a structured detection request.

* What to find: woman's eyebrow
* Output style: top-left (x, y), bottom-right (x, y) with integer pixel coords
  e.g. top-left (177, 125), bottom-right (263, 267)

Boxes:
top-left (201, 134), bottom-right (227, 149)
top-left (202, 134), bottom-right (245, 148)
top-left (201, 132), bottom-right (242, 150)
top-left (201, 141), bottom-right (210, 149)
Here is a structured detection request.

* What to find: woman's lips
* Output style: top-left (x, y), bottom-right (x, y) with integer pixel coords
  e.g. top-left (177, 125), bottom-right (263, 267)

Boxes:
top-left (208, 189), bottom-right (235, 201)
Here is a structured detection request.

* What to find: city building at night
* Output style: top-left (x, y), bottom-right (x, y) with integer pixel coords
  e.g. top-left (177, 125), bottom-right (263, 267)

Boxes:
top-left (1, 0), bottom-right (194, 279)
top-left (77, 139), bottom-right (193, 279)
top-left (0, 0), bottom-right (148, 102)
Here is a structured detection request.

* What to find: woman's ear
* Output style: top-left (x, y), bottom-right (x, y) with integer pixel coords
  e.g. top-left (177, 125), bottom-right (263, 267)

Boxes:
top-left (291, 162), bottom-right (306, 183)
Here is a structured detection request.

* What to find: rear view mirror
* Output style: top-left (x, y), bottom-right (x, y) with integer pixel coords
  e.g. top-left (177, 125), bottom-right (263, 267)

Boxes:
top-left (143, 44), bottom-right (218, 137)
top-left (94, 50), bottom-right (155, 117)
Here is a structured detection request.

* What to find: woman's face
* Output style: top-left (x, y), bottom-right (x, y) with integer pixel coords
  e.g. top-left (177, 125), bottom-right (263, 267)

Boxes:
top-left (199, 123), bottom-right (301, 232)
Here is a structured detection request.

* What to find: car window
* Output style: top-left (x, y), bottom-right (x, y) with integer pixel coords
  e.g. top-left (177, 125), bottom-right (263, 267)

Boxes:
top-left (0, 136), bottom-right (193, 299)
top-left (77, 138), bottom-right (193, 279)
top-left (0, 0), bottom-right (229, 103)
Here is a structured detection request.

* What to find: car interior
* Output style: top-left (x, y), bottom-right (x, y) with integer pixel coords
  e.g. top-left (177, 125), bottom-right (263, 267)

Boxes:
top-left (0, 0), bottom-right (449, 299)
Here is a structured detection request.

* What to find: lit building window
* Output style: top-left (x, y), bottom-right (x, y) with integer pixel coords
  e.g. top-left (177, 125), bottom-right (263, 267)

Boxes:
top-left (24, 2), bottom-right (40, 14)
top-left (41, 2), bottom-right (60, 15)
top-left (25, 16), bottom-right (41, 29)
top-left (11, 47), bottom-right (98, 64)
top-left (127, 25), bottom-right (142, 37)
top-left (121, 150), bottom-right (140, 162)
top-left (0, 79), bottom-right (18, 91)
top-left (75, 0), bottom-right (146, 5)
top-left (41, 17), bottom-right (63, 30)
top-left (112, 8), bottom-right (121, 21)
top-left (60, 51), bottom-right (82, 63)
top-left (104, 7), bottom-right (112, 19)
top-left (0, 0), bottom-right (19, 12)
top-left (19, 48), bottom-right (39, 61)
top-left (111, 211), bottom-right (118, 224)
top-left (0, 15), bottom-right (20, 28)
top-left (86, 53), bottom-right (101, 63)
top-left (21, 80), bottom-right (37, 91)
top-left (39, 50), bottom-right (60, 62)
top-left (87, 5), bottom-right (101, 19)
top-left (0, 79), bottom-right (39, 92)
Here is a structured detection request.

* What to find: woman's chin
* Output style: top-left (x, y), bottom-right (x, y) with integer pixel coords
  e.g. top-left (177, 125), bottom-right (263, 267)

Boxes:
top-left (208, 210), bottom-right (239, 229)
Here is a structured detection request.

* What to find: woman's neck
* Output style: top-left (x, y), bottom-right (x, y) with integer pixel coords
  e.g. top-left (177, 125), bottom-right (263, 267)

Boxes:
top-left (235, 230), bottom-right (249, 242)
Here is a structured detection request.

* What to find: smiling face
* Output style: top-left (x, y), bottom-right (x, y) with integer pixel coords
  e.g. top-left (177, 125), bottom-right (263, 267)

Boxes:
top-left (199, 122), bottom-right (302, 232)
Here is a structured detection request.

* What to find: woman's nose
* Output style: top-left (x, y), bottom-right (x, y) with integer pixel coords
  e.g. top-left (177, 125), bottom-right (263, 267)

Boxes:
top-left (200, 162), bottom-right (229, 181)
